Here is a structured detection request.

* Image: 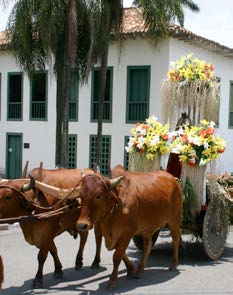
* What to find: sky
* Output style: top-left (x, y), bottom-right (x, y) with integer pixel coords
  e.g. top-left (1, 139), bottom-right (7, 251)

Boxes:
top-left (1, 0), bottom-right (233, 48)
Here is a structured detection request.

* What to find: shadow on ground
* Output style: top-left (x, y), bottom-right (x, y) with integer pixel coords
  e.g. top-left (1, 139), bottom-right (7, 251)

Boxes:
top-left (1, 233), bottom-right (233, 295)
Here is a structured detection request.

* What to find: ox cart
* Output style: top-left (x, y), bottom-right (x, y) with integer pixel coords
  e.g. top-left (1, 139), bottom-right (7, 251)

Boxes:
top-left (132, 170), bottom-right (233, 260)
top-left (130, 144), bottom-right (233, 261)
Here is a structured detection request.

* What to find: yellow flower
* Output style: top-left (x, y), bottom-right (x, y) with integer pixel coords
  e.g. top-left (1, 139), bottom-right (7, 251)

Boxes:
top-left (168, 54), bottom-right (215, 83)
top-left (170, 120), bottom-right (226, 167)
top-left (126, 116), bottom-right (170, 159)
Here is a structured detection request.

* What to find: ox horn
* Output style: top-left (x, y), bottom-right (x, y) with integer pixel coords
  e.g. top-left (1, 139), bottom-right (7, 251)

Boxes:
top-left (20, 174), bottom-right (35, 192)
top-left (109, 176), bottom-right (123, 187)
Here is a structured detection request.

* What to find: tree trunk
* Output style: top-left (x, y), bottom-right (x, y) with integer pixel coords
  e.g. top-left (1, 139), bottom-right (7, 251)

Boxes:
top-left (61, 0), bottom-right (77, 168)
top-left (55, 58), bottom-right (64, 168)
top-left (96, 12), bottom-right (112, 170)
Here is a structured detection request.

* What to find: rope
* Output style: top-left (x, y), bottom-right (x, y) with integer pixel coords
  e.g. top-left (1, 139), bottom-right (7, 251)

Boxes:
top-left (0, 202), bottom-right (81, 224)
top-left (0, 179), bottom-right (82, 212)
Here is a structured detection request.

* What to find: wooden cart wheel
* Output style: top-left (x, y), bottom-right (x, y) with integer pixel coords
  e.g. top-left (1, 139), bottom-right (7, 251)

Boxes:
top-left (132, 230), bottom-right (160, 251)
top-left (203, 200), bottom-right (228, 260)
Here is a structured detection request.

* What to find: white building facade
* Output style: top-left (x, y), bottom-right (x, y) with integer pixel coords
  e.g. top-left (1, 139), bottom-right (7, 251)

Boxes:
top-left (0, 8), bottom-right (233, 178)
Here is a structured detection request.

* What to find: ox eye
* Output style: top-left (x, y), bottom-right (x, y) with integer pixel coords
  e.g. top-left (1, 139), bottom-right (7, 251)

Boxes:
top-left (96, 195), bottom-right (103, 200)
top-left (5, 195), bottom-right (12, 201)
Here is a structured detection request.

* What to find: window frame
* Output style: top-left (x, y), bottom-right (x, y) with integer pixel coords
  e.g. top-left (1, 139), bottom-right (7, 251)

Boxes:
top-left (126, 65), bottom-right (150, 124)
top-left (68, 134), bottom-right (77, 168)
top-left (91, 67), bottom-right (113, 123)
top-left (30, 71), bottom-right (48, 121)
top-left (7, 72), bottom-right (23, 121)
top-left (69, 72), bottom-right (79, 122)
top-left (89, 134), bottom-right (111, 175)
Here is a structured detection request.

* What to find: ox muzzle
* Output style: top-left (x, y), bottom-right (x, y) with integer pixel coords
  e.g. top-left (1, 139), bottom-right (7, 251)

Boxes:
top-left (76, 216), bottom-right (93, 232)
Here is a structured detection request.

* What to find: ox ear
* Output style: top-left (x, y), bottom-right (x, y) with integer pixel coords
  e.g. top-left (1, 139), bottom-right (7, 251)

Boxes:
top-left (20, 174), bottom-right (35, 192)
top-left (109, 176), bottom-right (123, 188)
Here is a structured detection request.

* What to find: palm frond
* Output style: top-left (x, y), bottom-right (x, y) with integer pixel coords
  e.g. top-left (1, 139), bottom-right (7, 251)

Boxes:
top-left (133, 0), bottom-right (199, 45)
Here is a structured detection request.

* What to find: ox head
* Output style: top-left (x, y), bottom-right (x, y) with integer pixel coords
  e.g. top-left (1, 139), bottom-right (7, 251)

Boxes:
top-left (76, 174), bottom-right (123, 231)
top-left (0, 178), bottom-right (35, 218)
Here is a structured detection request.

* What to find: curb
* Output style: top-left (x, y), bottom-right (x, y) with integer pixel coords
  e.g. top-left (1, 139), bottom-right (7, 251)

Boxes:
top-left (0, 224), bottom-right (8, 231)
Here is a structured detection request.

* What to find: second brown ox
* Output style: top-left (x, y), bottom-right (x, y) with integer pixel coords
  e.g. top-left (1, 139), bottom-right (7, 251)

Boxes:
top-left (0, 168), bottom-right (102, 289)
top-left (76, 165), bottom-right (183, 290)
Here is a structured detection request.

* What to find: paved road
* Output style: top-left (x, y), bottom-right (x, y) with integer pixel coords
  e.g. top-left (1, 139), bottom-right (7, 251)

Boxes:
top-left (0, 226), bottom-right (233, 295)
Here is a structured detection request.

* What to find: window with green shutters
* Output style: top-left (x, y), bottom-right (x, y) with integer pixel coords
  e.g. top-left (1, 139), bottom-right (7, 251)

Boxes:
top-left (7, 72), bottom-right (23, 120)
top-left (68, 134), bottom-right (77, 168)
top-left (69, 72), bottom-right (78, 121)
top-left (30, 72), bottom-right (47, 120)
top-left (126, 66), bottom-right (150, 123)
top-left (91, 67), bottom-right (113, 122)
top-left (229, 81), bottom-right (233, 127)
top-left (89, 135), bottom-right (111, 175)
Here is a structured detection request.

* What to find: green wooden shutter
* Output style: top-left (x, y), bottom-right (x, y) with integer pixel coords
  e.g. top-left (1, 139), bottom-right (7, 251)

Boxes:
top-left (69, 72), bottom-right (78, 121)
top-left (30, 72), bottom-right (47, 120)
top-left (126, 66), bottom-right (150, 123)
top-left (89, 135), bottom-right (111, 175)
top-left (68, 134), bottom-right (77, 168)
top-left (91, 67), bottom-right (113, 122)
top-left (7, 73), bottom-right (23, 120)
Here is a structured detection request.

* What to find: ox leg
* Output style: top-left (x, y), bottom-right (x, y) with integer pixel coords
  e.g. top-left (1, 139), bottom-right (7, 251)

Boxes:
top-left (108, 237), bottom-right (131, 290)
top-left (33, 248), bottom-right (49, 288)
top-left (123, 253), bottom-right (136, 279)
top-left (169, 226), bottom-right (180, 271)
top-left (91, 223), bottom-right (102, 269)
top-left (75, 231), bottom-right (88, 270)
top-left (135, 236), bottom-right (152, 278)
top-left (50, 242), bottom-right (63, 278)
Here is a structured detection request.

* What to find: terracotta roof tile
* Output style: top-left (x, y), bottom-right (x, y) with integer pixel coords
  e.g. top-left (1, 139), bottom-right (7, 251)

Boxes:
top-left (120, 8), bottom-right (233, 57)
top-left (121, 7), bottom-right (146, 34)
top-left (0, 31), bottom-right (10, 50)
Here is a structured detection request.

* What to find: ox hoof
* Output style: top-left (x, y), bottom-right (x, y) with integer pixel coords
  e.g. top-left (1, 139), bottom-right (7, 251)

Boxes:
top-left (91, 261), bottom-right (100, 269)
top-left (169, 265), bottom-right (177, 271)
top-left (107, 281), bottom-right (117, 291)
top-left (134, 272), bottom-right (143, 279)
top-left (126, 271), bottom-right (135, 280)
top-left (53, 269), bottom-right (63, 278)
top-left (75, 262), bottom-right (83, 270)
top-left (32, 279), bottom-right (43, 289)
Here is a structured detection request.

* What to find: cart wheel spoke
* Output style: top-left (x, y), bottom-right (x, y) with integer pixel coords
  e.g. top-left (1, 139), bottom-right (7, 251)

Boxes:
top-left (203, 200), bottom-right (228, 260)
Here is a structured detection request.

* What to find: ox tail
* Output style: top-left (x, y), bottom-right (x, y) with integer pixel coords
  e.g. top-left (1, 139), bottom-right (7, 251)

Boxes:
top-left (0, 255), bottom-right (4, 288)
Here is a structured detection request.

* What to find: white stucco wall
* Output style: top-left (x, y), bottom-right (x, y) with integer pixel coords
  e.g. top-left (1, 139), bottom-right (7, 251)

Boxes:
top-left (71, 38), bottom-right (170, 169)
top-left (0, 35), bottom-right (233, 175)
top-left (0, 51), bottom-right (57, 172)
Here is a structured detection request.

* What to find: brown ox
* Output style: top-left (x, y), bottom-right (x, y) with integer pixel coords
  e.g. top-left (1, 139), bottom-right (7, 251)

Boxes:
top-left (0, 168), bottom-right (102, 288)
top-left (76, 165), bottom-right (183, 290)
